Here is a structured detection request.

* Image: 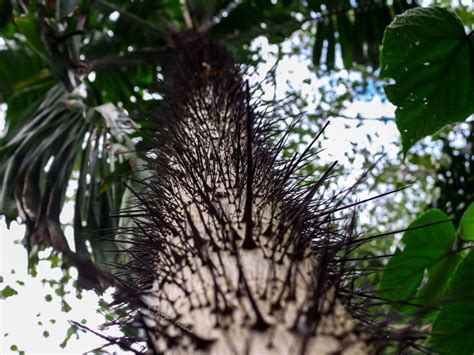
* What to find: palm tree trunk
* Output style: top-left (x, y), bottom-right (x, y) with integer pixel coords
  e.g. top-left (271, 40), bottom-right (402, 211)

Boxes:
top-left (120, 37), bottom-right (368, 355)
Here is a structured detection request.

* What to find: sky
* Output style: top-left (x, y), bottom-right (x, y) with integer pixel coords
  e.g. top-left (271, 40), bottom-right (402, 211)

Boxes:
top-left (1, 223), bottom-right (121, 354)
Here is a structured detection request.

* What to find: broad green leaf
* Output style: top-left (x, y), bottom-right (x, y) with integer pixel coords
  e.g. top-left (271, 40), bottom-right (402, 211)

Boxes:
top-left (380, 7), bottom-right (474, 155)
top-left (429, 250), bottom-right (474, 354)
top-left (379, 209), bottom-right (456, 307)
top-left (0, 285), bottom-right (18, 299)
top-left (380, 246), bottom-right (423, 301)
top-left (416, 252), bottom-right (462, 320)
top-left (459, 203), bottom-right (474, 241)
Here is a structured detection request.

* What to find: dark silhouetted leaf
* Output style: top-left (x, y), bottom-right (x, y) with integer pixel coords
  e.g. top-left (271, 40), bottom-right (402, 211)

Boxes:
top-left (336, 10), bottom-right (353, 68)
top-left (325, 15), bottom-right (335, 70)
top-left (312, 19), bottom-right (326, 67)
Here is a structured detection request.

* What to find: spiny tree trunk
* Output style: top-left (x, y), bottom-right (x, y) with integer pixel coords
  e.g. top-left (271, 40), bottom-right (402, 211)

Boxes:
top-left (115, 36), bottom-right (371, 355)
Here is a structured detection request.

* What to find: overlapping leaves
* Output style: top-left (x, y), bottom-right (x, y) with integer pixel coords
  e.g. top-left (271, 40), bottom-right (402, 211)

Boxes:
top-left (380, 206), bottom-right (474, 353)
top-left (379, 209), bottom-right (460, 315)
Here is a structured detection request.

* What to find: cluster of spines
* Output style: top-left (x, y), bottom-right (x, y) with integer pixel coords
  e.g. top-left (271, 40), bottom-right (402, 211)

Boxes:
top-left (89, 36), bottom-right (427, 354)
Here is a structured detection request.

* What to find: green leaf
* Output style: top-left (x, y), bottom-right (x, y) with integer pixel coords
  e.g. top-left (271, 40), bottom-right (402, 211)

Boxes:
top-left (61, 300), bottom-right (72, 313)
top-left (429, 250), bottom-right (474, 354)
top-left (379, 209), bottom-right (457, 307)
top-left (459, 203), bottom-right (474, 241)
top-left (380, 7), bottom-right (474, 155)
top-left (44, 294), bottom-right (53, 302)
top-left (60, 325), bottom-right (78, 349)
top-left (0, 49), bottom-right (45, 103)
top-left (14, 15), bottom-right (47, 56)
top-left (0, 285), bottom-right (18, 299)
top-left (50, 255), bottom-right (61, 268)
top-left (416, 252), bottom-right (462, 320)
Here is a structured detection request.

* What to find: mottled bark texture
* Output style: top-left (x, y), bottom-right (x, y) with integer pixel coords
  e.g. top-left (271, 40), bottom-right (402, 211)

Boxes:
top-left (114, 37), bottom-right (374, 355)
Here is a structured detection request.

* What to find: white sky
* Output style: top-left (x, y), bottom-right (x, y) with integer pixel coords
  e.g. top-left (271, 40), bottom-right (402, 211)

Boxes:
top-left (1, 221), bottom-right (120, 354)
